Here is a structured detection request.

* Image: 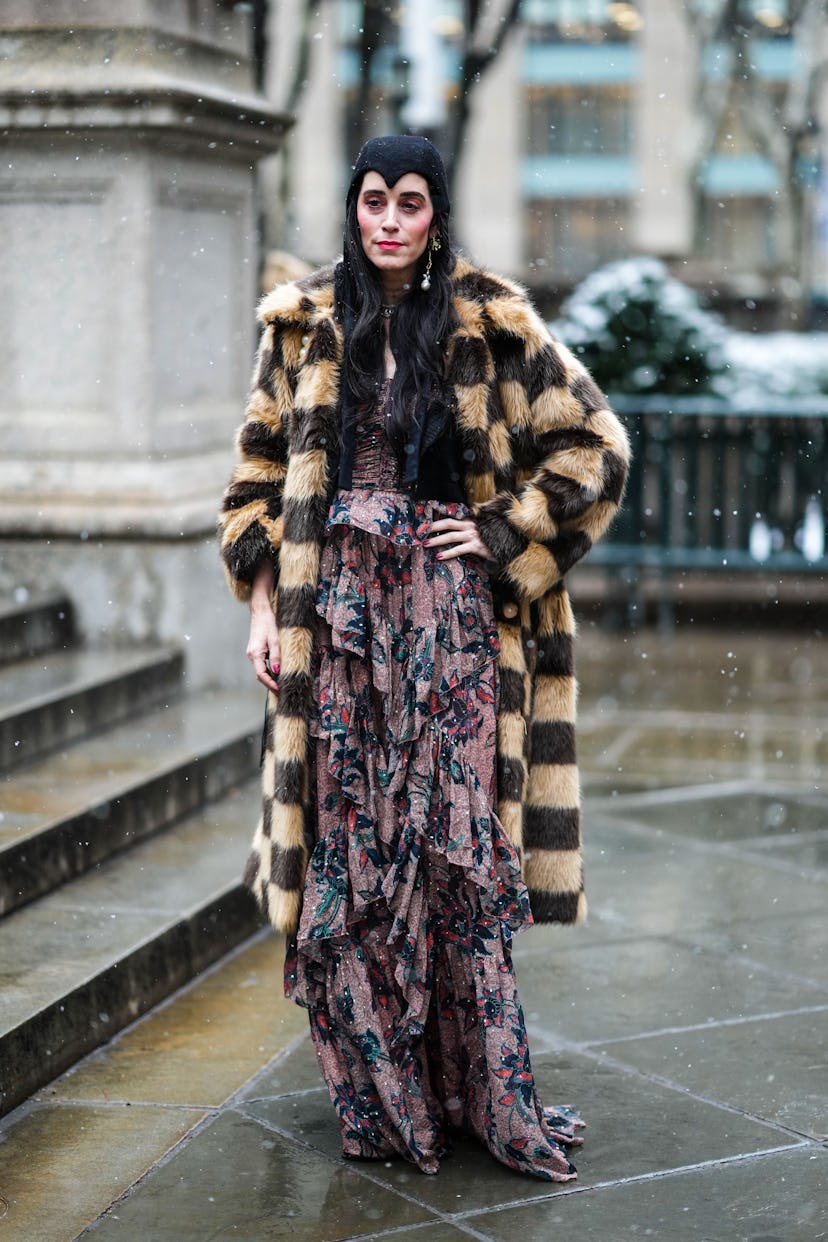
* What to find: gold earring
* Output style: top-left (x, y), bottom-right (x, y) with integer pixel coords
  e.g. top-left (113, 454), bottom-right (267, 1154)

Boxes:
top-left (420, 236), bottom-right (441, 291)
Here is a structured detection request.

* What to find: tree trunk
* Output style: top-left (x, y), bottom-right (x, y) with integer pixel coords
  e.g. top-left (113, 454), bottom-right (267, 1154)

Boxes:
top-left (442, 0), bottom-right (523, 201)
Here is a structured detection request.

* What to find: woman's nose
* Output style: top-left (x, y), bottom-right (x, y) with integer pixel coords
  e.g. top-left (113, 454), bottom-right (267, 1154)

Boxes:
top-left (381, 206), bottom-right (399, 230)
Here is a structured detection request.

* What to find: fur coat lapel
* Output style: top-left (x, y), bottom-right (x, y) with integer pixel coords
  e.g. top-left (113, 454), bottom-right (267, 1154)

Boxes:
top-left (220, 256), bottom-right (630, 934)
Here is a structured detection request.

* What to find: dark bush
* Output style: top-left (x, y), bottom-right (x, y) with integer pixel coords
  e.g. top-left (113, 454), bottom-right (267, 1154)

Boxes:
top-left (555, 257), bottom-right (728, 396)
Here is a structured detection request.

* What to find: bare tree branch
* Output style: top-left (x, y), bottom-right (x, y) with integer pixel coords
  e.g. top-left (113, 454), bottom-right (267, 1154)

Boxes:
top-left (785, 0), bottom-right (828, 132)
top-left (285, 0), bottom-right (328, 113)
top-left (467, 0), bottom-right (524, 72)
top-left (352, 0), bottom-right (387, 153)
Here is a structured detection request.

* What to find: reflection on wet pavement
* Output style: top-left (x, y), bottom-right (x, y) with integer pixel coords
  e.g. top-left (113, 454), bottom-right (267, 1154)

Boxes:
top-left (0, 627), bottom-right (825, 1240)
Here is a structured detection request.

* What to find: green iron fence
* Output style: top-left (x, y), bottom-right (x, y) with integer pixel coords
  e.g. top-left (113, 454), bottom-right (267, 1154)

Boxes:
top-left (588, 396), bottom-right (828, 624)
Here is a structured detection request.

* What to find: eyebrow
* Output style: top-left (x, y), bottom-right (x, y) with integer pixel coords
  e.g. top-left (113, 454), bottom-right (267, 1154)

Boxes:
top-left (362, 187), bottom-right (427, 201)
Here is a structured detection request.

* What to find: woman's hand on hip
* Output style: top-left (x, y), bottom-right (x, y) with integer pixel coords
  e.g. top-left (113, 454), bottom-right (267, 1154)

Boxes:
top-left (247, 561), bottom-right (281, 692)
top-left (426, 516), bottom-right (493, 562)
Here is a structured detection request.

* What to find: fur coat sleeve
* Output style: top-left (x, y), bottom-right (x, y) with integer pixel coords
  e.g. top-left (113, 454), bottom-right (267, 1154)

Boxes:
top-left (218, 315), bottom-right (297, 599)
top-left (440, 265), bottom-right (630, 925)
top-left (470, 287), bottom-right (629, 602)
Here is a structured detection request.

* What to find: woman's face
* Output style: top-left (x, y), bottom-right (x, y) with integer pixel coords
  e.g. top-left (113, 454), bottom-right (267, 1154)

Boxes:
top-left (356, 171), bottom-right (435, 289)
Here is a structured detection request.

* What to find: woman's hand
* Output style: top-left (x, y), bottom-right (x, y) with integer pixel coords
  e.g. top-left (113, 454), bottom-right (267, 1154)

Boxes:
top-left (247, 562), bottom-right (281, 693)
top-left (425, 516), bottom-right (494, 562)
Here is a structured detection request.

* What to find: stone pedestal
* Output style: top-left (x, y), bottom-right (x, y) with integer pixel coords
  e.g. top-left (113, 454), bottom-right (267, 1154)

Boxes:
top-left (0, 2), bottom-right (290, 686)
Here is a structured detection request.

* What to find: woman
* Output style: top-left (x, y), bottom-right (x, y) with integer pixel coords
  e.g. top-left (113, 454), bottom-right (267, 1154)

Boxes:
top-left (220, 135), bottom-right (629, 1180)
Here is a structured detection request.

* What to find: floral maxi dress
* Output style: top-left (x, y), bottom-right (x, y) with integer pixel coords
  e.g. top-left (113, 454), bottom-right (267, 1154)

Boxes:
top-left (285, 389), bottom-right (584, 1180)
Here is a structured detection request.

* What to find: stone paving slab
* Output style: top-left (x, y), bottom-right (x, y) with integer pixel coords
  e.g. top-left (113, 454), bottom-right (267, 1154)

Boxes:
top-left (238, 1033), bottom-right (327, 1100)
top-left (0, 936), bottom-right (298, 1241)
top-left (580, 816), bottom-right (828, 937)
top-left (753, 831), bottom-right (828, 870)
top-left (0, 1102), bottom-right (207, 1242)
top-left (579, 734), bottom-right (827, 791)
top-left (512, 929), bottom-right (823, 1045)
top-left (678, 909), bottom-right (828, 988)
top-left (79, 1111), bottom-right (436, 1241)
top-left (574, 627), bottom-right (828, 715)
top-left (474, 1146), bottom-right (828, 1242)
top-left (43, 934), bottom-right (306, 1109)
top-left (355, 1228), bottom-right (476, 1241)
top-left (595, 1009), bottom-right (828, 1140)
top-left (607, 719), bottom-right (827, 776)
top-left (591, 783), bottom-right (828, 843)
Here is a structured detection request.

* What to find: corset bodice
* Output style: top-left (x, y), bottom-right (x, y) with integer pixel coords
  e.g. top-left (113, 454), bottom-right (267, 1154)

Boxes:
top-left (350, 379), bottom-right (403, 490)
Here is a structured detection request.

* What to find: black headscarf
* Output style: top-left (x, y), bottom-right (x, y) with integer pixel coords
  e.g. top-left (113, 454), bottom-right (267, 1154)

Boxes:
top-left (346, 135), bottom-right (451, 216)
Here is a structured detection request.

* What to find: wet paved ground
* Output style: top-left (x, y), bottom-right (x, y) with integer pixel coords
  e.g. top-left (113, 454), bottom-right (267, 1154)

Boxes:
top-left (2, 625), bottom-right (827, 1241)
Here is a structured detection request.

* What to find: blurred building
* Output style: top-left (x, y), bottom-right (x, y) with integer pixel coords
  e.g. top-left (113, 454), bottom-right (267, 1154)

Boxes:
top-left (2, 0), bottom-right (822, 657)
top-left (261, 0), bottom-right (828, 315)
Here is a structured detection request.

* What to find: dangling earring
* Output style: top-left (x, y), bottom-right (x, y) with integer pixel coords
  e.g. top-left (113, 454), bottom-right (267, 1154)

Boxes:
top-left (420, 235), bottom-right (441, 292)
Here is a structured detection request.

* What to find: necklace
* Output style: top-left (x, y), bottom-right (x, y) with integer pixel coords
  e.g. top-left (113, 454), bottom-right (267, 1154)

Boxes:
top-left (381, 304), bottom-right (396, 319)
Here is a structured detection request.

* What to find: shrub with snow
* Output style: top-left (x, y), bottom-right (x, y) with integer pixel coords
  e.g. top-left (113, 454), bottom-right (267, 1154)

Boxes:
top-left (556, 256), bottom-right (828, 401)
top-left (555, 257), bottom-right (729, 396)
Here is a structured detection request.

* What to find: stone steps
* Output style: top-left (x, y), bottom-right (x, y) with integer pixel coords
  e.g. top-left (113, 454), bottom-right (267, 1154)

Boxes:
top-left (0, 688), bottom-right (262, 917)
top-left (0, 592), bottom-right (75, 667)
top-left (0, 778), bottom-right (262, 1118)
top-left (0, 646), bottom-right (186, 773)
top-left (0, 595), bottom-right (266, 1119)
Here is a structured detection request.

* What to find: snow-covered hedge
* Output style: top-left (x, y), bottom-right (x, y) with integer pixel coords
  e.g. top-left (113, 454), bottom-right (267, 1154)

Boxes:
top-left (555, 256), bottom-right (828, 402)
top-left (720, 330), bottom-right (828, 406)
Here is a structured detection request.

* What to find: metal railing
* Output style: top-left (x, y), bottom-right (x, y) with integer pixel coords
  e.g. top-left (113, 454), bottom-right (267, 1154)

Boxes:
top-left (588, 396), bottom-right (828, 623)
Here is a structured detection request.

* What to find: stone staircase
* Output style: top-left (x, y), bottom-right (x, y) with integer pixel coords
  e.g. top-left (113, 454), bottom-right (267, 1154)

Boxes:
top-left (0, 593), bottom-right (265, 1119)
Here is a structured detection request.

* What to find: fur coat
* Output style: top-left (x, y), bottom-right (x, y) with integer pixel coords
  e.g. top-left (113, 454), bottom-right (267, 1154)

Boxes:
top-left (219, 255), bottom-right (630, 935)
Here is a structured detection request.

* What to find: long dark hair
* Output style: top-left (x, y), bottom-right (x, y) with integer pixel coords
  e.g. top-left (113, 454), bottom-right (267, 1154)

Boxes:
top-left (335, 194), bottom-right (456, 450)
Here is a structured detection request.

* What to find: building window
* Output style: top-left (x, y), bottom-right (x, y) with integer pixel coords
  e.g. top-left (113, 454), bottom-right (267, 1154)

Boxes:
top-left (710, 83), bottom-right (788, 158)
top-left (523, 0), bottom-right (641, 42)
top-left (698, 196), bottom-right (777, 268)
top-left (527, 85), bottom-right (632, 155)
top-left (526, 197), bottom-right (629, 281)
top-left (693, 0), bottom-right (791, 34)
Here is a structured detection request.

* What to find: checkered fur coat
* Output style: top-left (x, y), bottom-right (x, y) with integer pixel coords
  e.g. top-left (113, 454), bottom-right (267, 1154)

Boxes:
top-left (219, 255), bottom-right (630, 935)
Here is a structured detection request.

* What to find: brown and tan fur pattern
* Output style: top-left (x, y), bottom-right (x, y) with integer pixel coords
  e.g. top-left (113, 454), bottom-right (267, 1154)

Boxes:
top-left (220, 256), bottom-right (630, 934)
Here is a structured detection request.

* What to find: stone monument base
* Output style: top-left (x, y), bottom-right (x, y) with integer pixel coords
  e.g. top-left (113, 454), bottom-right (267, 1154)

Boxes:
top-left (0, 1), bottom-right (288, 689)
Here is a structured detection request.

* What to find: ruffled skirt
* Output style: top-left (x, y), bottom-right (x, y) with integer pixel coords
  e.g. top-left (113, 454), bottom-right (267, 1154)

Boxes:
top-left (285, 488), bottom-right (582, 1180)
